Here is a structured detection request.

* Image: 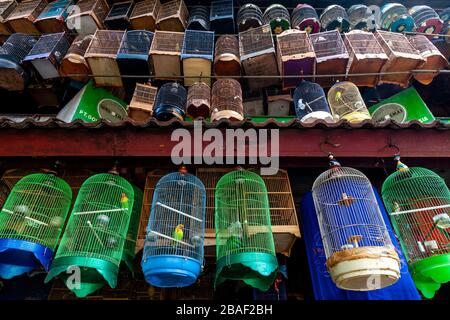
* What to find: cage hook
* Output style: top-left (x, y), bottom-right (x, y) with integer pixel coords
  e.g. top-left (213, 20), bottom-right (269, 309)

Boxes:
top-left (109, 161), bottom-right (120, 175)
top-left (319, 135), bottom-right (341, 158)
top-left (379, 136), bottom-right (400, 158)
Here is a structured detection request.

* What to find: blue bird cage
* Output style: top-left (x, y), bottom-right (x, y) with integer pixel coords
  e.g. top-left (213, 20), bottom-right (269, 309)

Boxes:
top-left (153, 82), bottom-right (187, 121)
top-left (293, 81), bottom-right (333, 123)
top-left (142, 169), bottom-right (206, 288)
top-left (181, 30), bottom-right (214, 86)
top-left (187, 5), bottom-right (210, 31)
top-left (35, 0), bottom-right (73, 33)
top-left (210, 0), bottom-right (234, 34)
top-left (380, 3), bottom-right (414, 33)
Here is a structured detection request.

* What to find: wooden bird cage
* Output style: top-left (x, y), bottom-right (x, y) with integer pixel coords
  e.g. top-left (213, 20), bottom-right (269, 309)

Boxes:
top-left (104, 0), bottom-right (134, 30)
top-left (186, 81), bottom-right (210, 119)
top-left (186, 5), bottom-right (209, 31)
top-left (156, 0), bottom-right (188, 32)
top-left (181, 30), bottom-right (214, 86)
top-left (59, 34), bottom-right (93, 82)
top-left (85, 30), bottom-right (125, 87)
top-left (213, 34), bottom-right (240, 78)
top-left (409, 35), bottom-right (449, 85)
top-left (263, 4), bottom-right (290, 35)
top-left (5, 0), bottom-right (47, 34)
top-left (65, 0), bottom-right (109, 35)
top-left (239, 24), bottom-right (279, 90)
top-left (209, 0), bottom-right (234, 34)
top-left (243, 89), bottom-right (264, 116)
top-left (344, 30), bottom-right (388, 87)
top-left (0, 0), bottom-right (17, 35)
top-left (266, 88), bottom-right (292, 116)
top-left (291, 3), bottom-right (320, 34)
top-left (276, 29), bottom-right (315, 90)
top-left (211, 78), bottom-right (243, 121)
top-left (35, 0), bottom-right (73, 33)
top-left (149, 30), bottom-right (183, 80)
top-left (129, 0), bottom-right (160, 31)
top-left (309, 30), bottom-right (348, 87)
top-left (375, 30), bottom-right (425, 87)
top-left (24, 32), bottom-right (72, 80)
top-left (128, 82), bottom-right (157, 122)
top-left (237, 3), bottom-right (263, 33)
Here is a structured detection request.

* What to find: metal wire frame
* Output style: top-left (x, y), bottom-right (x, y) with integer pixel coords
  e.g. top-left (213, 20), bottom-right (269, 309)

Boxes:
top-left (85, 29), bottom-right (125, 57)
top-left (24, 32), bottom-right (70, 62)
top-left (181, 29), bottom-right (215, 60)
top-left (239, 24), bottom-right (275, 61)
top-left (327, 81), bottom-right (370, 120)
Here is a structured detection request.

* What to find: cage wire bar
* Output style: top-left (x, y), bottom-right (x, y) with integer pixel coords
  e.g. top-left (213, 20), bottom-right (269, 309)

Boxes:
top-left (45, 173), bottom-right (134, 298)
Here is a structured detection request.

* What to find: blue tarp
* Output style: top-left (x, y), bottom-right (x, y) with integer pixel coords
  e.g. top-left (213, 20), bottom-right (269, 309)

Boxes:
top-left (301, 188), bottom-right (421, 300)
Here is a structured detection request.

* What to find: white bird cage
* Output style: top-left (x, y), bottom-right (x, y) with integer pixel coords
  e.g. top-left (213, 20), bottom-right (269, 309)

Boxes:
top-left (312, 159), bottom-right (400, 291)
top-left (129, 0), bottom-right (160, 31)
top-left (156, 0), bottom-right (188, 32)
top-left (149, 30), bottom-right (184, 80)
top-left (5, 0), bottom-right (47, 34)
top-left (65, 0), bottom-right (109, 35)
top-left (0, 1), bottom-right (18, 35)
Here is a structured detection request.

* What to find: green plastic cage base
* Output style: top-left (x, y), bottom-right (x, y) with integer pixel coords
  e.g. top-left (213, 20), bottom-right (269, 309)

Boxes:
top-left (411, 253), bottom-right (450, 299)
top-left (215, 252), bottom-right (278, 292)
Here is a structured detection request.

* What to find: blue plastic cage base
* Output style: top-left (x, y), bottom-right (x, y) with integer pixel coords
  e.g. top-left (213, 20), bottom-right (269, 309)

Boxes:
top-left (0, 238), bottom-right (53, 279)
top-left (142, 255), bottom-right (202, 288)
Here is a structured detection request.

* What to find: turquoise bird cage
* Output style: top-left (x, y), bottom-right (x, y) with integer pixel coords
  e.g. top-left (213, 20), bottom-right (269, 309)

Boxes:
top-left (0, 173), bottom-right (72, 279)
top-left (45, 172), bottom-right (134, 298)
top-left (142, 169), bottom-right (206, 288)
top-left (215, 170), bottom-right (278, 292)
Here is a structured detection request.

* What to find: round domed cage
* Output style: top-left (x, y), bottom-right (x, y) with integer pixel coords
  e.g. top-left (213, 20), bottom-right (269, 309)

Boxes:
top-left (312, 163), bottom-right (400, 291)
top-left (215, 170), bottom-right (278, 292)
top-left (263, 4), bottom-right (290, 34)
top-left (142, 171), bottom-right (206, 288)
top-left (45, 173), bottom-right (134, 298)
top-left (154, 82), bottom-right (187, 121)
top-left (0, 173), bottom-right (72, 279)
top-left (327, 81), bottom-right (371, 123)
top-left (382, 161), bottom-right (450, 298)
top-left (294, 81), bottom-right (333, 123)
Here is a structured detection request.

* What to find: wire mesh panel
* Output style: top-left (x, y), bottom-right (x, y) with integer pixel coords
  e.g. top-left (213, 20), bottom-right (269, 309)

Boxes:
top-left (0, 0), bottom-right (17, 35)
top-left (142, 171), bottom-right (206, 288)
top-left (45, 173), bottom-right (135, 298)
top-left (181, 30), bottom-right (214, 86)
top-left (0, 173), bottom-right (72, 279)
top-left (59, 34), bottom-right (93, 82)
top-left (409, 5), bottom-right (443, 38)
top-left (187, 5), bottom-right (209, 31)
top-left (309, 30), bottom-right (348, 87)
top-left (35, 0), bottom-right (73, 33)
top-left (276, 29), bottom-right (315, 90)
top-left (375, 30), bottom-right (424, 87)
top-left (150, 30), bottom-right (183, 80)
top-left (440, 7), bottom-right (450, 44)
top-left (130, 0), bottom-right (160, 31)
top-left (294, 81), bottom-right (333, 123)
top-left (104, 0), bottom-right (133, 30)
top-left (5, 0), bottom-right (47, 34)
top-left (312, 160), bottom-right (400, 291)
top-left (347, 4), bottom-right (374, 31)
top-left (380, 3), bottom-right (414, 33)
top-left (237, 3), bottom-right (263, 33)
top-left (153, 82), bottom-right (186, 121)
top-left (344, 30), bottom-right (388, 87)
top-left (263, 4), bottom-right (290, 35)
top-left (213, 34), bottom-right (240, 78)
top-left (210, 78), bottom-right (243, 121)
top-left (320, 5), bottom-right (350, 32)
top-left (382, 158), bottom-right (450, 299)
top-left (65, 0), bottom-right (110, 34)
top-left (215, 170), bottom-right (278, 292)
top-left (0, 33), bottom-right (38, 91)
top-left (328, 81), bottom-right (371, 123)
top-left (209, 0), bottom-right (234, 34)
top-left (122, 185), bottom-right (143, 273)
top-left (156, 0), bottom-right (188, 32)
top-left (128, 83), bottom-right (157, 122)
top-left (291, 4), bottom-right (320, 34)
top-left (186, 81), bottom-right (210, 119)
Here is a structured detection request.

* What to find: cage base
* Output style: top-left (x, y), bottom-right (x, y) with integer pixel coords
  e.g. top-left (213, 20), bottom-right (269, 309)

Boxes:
top-left (340, 111), bottom-right (372, 124)
top-left (300, 111), bottom-right (334, 124)
top-left (410, 253), bottom-right (450, 298)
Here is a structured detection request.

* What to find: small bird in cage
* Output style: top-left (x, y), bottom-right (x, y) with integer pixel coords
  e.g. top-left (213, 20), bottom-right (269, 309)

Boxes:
top-left (121, 192), bottom-right (129, 210)
top-left (172, 223), bottom-right (184, 246)
top-left (50, 216), bottom-right (64, 229)
top-left (337, 192), bottom-right (356, 207)
top-left (226, 220), bottom-right (243, 249)
top-left (106, 236), bottom-right (118, 249)
top-left (191, 235), bottom-right (202, 247)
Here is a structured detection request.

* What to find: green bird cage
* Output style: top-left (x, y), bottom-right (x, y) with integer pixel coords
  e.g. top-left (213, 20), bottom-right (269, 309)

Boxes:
top-left (45, 173), bottom-right (135, 298)
top-left (215, 170), bottom-right (278, 292)
top-left (0, 173), bottom-right (72, 279)
top-left (382, 156), bottom-right (450, 299)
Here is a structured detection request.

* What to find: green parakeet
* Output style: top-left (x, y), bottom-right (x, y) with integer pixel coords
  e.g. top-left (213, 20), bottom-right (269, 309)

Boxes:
top-left (173, 224), bottom-right (184, 246)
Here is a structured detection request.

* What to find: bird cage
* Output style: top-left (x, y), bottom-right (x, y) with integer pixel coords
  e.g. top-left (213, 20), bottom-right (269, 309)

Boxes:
top-left (0, 0), bottom-right (17, 35)
top-left (211, 78), bottom-right (243, 121)
top-left (122, 185), bottom-right (143, 273)
top-left (409, 35), bottom-right (449, 85)
top-left (142, 170), bottom-right (206, 288)
top-left (293, 81), bottom-right (333, 123)
top-left (375, 30), bottom-right (425, 87)
top-left (347, 4), bottom-right (374, 31)
top-left (213, 34), bottom-right (240, 78)
top-left (128, 82), bottom-right (157, 122)
top-left (35, 0), bottom-right (73, 33)
top-left (266, 88), bottom-right (291, 116)
top-left (117, 30), bottom-right (154, 90)
top-left (382, 157), bottom-right (450, 298)
top-left (239, 24), bottom-right (279, 90)
top-left (45, 173), bottom-right (135, 298)
top-left (215, 170), bottom-right (278, 291)
top-left (85, 30), bottom-right (125, 87)
top-left (440, 7), bottom-right (450, 44)
top-left (5, 0), bottom-right (47, 34)
top-left (0, 173), bottom-right (72, 279)
top-left (328, 81), bottom-right (371, 123)
top-left (181, 30), bottom-right (214, 87)
top-left (0, 33), bottom-right (37, 91)
top-left (309, 30), bottom-right (349, 87)
top-left (237, 3), bottom-right (263, 33)
top-left (65, 0), bottom-right (109, 35)
top-left (320, 5), bottom-right (350, 32)
top-left (209, 0), bottom-right (234, 35)
top-left (263, 4), bottom-right (290, 35)
top-left (23, 32), bottom-right (71, 80)
top-left (104, 0), bottom-right (134, 30)
top-left (291, 4), bottom-right (320, 34)
top-left (187, 5), bottom-right (209, 31)
top-left (59, 34), bottom-right (93, 82)
top-left (153, 82), bottom-right (186, 121)
top-left (243, 89), bottom-right (264, 116)
top-left (276, 29), bottom-right (315, 90)
top-left (156, 0), bottom-right (188, 32)
top-left (186, 81), bottom-right (211, 119)
top-left (380, 3), bottom-right (414, 33)
top-left (312, 158), bottom-right (400, 291)
top-left (409, 5), bottom-right (443, 38)
top-left (344, 30), bottom-right (388, 87)
top-left (149, 30), bottom-right (183, 80)
top-left (129, 0), bottom-right (160, 31)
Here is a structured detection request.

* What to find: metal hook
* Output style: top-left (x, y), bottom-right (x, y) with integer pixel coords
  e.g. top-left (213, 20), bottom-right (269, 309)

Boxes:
top-left (378, 136), bottom-right (400, 157)
top-left (319, 135), bottom-right (341, 157)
